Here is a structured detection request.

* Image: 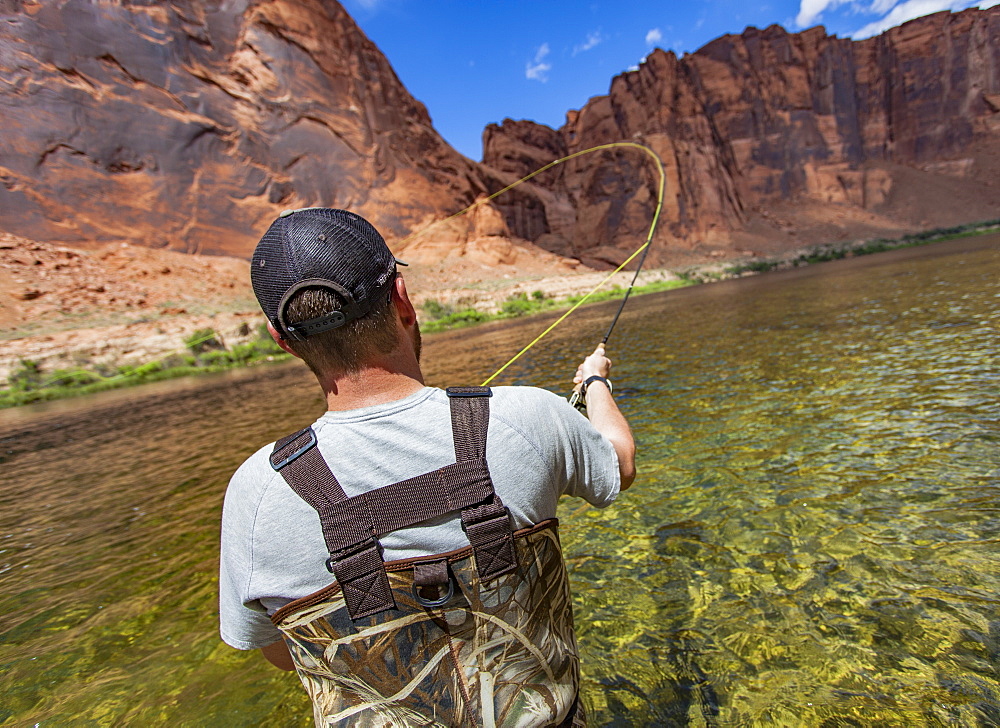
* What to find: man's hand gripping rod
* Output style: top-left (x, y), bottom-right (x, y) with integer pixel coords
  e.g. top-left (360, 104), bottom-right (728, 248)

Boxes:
top-left (569, 342), bottom-right (613, 411)
top-left (568, 218), bottom-right (651, 410)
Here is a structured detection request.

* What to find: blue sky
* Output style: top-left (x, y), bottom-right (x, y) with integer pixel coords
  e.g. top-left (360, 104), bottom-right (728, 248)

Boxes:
top-left (342, 0), bottom-right (998, 161)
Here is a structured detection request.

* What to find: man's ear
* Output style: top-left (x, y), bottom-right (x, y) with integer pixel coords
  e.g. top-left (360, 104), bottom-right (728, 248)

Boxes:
top-left (392, 275), bottom-right (417, 327)
top-left (266, 320), bottom-right (302, 359)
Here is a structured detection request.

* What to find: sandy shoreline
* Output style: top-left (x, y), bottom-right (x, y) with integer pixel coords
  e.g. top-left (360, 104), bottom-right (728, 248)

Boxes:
top-left (0, 262), bottom-right (688, 384)
top-left (3, 224), bottom-right (995, 394)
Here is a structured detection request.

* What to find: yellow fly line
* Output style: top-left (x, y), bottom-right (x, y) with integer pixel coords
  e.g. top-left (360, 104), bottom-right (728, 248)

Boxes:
top-left (396, 141), bottom-right (666, 386)
top-left (28, 143), bottom-right (664, 398)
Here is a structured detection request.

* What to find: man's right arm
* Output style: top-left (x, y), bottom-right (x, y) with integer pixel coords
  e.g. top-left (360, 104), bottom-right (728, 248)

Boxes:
top-left (573, 344), bottom-right (636, 490)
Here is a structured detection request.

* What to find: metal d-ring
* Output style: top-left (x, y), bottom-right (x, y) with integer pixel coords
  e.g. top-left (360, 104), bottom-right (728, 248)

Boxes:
top-left (412, 576), bottom-right (454, 608)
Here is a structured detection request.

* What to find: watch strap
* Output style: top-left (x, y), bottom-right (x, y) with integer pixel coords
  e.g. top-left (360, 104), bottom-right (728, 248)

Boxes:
top-left (583, 375), bottom-right (612, 395)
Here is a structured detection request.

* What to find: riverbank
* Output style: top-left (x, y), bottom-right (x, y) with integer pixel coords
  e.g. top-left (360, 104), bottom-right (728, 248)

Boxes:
top-left (421, 218), bottom-right (1000, 328)
top-left (2, 220), bottom-right (997, 408)
top-left (0, 271), bottom-right (687, 408)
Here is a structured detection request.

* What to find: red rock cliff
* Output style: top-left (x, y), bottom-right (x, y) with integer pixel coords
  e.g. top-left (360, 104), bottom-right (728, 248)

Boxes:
top-left (483, 7), bottom-right (1000, 265)
top-left (0, 0), bottom-right (488, 255)
top-left (2, 3), bottom-right (998, 268)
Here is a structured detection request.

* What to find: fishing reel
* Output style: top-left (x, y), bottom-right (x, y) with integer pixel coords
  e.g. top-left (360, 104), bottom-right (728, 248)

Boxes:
top-left (568, 376), bottom-right (612, 412)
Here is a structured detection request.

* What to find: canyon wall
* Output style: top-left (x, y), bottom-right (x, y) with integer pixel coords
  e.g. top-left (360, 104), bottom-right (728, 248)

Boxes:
top-left (1, 2), bottom-right (998, 269)
top-left (484, 7), bottom-right (1000, 265)
top-left (0, 0), bottom-right (490, 256)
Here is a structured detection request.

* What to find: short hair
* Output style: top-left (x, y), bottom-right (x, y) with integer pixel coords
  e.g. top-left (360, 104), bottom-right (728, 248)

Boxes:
top-left (282, 284), bottom-right (400, 377)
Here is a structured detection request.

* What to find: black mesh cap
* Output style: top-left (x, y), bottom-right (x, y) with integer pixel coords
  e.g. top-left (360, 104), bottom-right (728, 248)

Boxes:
top-left (251, 208), bottom-right (405, 340)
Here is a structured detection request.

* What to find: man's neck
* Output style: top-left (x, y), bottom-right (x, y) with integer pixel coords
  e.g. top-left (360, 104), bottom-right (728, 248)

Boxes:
top-left (305, 285), bottom-right (427, 412)
top-left (321, 363), bottom-right (425, 412)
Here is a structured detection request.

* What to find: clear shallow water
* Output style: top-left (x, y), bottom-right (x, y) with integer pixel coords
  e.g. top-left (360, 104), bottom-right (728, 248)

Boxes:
top-left (1, 236), bottom-right (997, 726)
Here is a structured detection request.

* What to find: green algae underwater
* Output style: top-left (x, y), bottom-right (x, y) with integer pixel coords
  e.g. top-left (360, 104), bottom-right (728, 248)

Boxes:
top-left (1, 235), bottom-right (997, 726)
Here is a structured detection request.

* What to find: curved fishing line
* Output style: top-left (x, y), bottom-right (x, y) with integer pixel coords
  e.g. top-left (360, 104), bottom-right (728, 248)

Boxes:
top-left (420, 142), bottom-right (667, 386)
top-left (397, 141), bottom-right (661, 250)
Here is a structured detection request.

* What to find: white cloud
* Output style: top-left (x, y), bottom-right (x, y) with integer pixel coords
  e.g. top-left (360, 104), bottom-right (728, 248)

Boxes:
top-left (795, 0), bottom-right (850, 27)
top-left (526, 43), bottom-right (552, 82)
top-left (573, 30), bottom-right (603, 55)
top-left (645, 27), bottom-right (663, 45)
top-left (868, 0), bottom-right (899, 12)
top-left (797, 0), bottom-right (991, 32)
top-left (851, 0), bottom-right (980, 37)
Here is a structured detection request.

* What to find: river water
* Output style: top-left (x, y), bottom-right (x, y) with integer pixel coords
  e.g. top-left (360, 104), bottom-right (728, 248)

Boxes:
top-left (1, 236), bottom-right (997, 726)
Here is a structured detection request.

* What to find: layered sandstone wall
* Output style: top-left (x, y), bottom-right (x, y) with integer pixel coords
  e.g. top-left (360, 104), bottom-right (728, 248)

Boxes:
top-left (1, 2), bottom-right (998, 271)
top-left (0, 0), bottom-right (488, 255)
top-left (483, 7), bottom-right (1000, 265)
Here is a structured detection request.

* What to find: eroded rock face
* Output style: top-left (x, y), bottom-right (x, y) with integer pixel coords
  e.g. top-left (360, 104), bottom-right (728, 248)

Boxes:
top-left (0, 0), bottom-right (487, 255)
top-left (483, 7), bottom-right (1000, 263)
top-left (1, 2), bottom-right (998, 269)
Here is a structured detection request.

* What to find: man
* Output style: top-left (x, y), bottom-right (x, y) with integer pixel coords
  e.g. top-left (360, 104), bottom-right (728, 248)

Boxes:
top-left (220, 207), bottom-right (635, 725)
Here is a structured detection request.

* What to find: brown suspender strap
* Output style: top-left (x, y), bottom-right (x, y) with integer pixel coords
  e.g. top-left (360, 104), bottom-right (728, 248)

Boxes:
top-left (271, 428), bottom-right (393, 618)
top-left (270, 428), bottom-right (348, 504)
top-left (313, 461), bottom-right (494, 546)
top-left (450, 388), bottom-right (518, 581)
top-left (270, 387), bottom-right (516, 620)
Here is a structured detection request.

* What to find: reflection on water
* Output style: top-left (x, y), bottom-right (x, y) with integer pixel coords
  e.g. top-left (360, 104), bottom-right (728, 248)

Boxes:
top-left (1, 236), bottom-right (998, 726)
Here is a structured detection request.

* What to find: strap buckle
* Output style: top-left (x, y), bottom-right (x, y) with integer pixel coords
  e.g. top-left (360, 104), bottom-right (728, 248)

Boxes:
top-left (411, 560), bottom-right (455, 608)
top-left (269, 428), bottom-right (317, 471)
top-left (412, 578), bottom-right (454, 608)
top-left (446, 386), bottom-right (492, 398)
top-left (325, 537), bottom-right (381, 574)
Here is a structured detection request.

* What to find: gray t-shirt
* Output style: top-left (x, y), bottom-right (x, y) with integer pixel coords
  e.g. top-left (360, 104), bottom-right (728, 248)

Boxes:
top-left (219, 385), bottom-right (620, 650)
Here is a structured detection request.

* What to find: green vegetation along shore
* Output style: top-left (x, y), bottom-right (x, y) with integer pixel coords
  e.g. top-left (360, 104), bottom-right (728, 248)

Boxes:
top-left (2, 327), bottom-right (292, 409)
top-left (3, 219), bottom-right (997, 409)
top-left (716, 219), bottom-right (1000, 280)
top-left (419, 277), bottom-right (692, 334)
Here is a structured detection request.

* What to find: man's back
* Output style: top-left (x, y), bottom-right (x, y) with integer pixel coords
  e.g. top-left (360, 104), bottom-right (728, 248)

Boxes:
top-left (219, 385), bottom-right (619, 652)
top-left (220, 207), bottom-right (634, 725)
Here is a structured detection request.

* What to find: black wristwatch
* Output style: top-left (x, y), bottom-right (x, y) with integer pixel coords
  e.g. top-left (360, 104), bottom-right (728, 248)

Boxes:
top-left (582, 375), bottom-right (612, 397)
top-left (569, 376), bottom-right (613, 412)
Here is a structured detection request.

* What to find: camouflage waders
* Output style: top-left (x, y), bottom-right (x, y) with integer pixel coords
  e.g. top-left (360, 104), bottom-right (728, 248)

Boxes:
top-left (269, 387), bottom-right (585, 727)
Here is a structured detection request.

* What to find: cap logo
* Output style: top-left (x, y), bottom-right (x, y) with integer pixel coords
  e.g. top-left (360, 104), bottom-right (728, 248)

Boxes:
top-left (279, 206), bottom-right (326, 218)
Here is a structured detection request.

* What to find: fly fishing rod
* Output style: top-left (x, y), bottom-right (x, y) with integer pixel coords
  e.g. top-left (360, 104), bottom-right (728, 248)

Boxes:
top-left (566, 220), bottom-right (659, 410)
top-left (399, 141), bottom-right (666, 393)
top-left (475, 143), bottom-right (666, 399)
